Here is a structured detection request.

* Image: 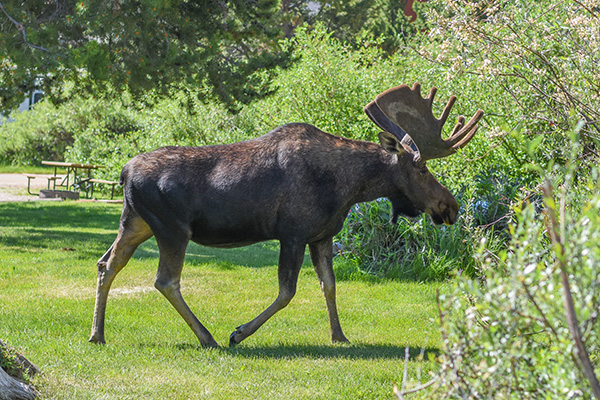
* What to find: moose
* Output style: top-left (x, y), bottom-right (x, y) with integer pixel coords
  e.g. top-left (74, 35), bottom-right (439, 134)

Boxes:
top-left (89, 83), bottom-right (483, 348)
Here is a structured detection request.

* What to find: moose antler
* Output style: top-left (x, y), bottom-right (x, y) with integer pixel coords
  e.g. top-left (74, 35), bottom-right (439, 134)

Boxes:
top-left (365, 83), bottom-right (484, 161)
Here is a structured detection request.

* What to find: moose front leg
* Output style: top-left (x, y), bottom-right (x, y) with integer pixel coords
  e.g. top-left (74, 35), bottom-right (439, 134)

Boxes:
top-left (309, 237), bottom-right (349, 343)
top-left (229, 240), bottom-right (306, 346)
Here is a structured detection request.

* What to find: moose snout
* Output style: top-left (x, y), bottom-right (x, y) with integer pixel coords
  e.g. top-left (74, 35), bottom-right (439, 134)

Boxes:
top-left (429, 200), bottom-right (459, 225)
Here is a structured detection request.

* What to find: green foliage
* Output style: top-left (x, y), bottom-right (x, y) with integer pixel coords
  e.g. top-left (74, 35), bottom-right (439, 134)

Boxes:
top-left (63, 95), bottom-right (231, 181)
top-left (407, 2), bottom-right (600, 395)
top-left (428, 125), bottom-right (600, 397)
top-left (0, 341), bottom-right (17, 376)
top-left (238, 24), bottom-right (394, 141)
top-left (434, 177), bottom-right (600, 397)
top-left (0, 100), bottom-right (78, 166)
top-left (333, 197), bottom-right (504, 282)
top-left (0, 93), bottom-right (248, 187)
top-left (311, 0), bottom-right (428, 52)
top-left (0, 97), bottom-right (145, 174)
top-left (427, 0), bottom-right (600, 161)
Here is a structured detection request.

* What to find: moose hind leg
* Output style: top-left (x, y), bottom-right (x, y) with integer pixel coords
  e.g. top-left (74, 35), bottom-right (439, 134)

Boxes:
top-left (90, 212), bottom-right (153, 344)
top-left (309, 237), bottom-right (349, 343)
top-left (230, 240), bottom-right (306, 346)
top-left (154, 235), bottom-right (219, 348)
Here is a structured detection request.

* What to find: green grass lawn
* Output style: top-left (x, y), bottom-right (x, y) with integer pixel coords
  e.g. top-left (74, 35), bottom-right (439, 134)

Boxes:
top-left (0, 201), bottom-right (444, 399)
top-left (0, 165), bottom-right (59, 174)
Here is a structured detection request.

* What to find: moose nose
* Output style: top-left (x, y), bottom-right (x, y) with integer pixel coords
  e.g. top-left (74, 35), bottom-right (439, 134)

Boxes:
top-left (441, 200), bottom-right (459, 225)
top-left (432, 201), bottom-right (458, 225)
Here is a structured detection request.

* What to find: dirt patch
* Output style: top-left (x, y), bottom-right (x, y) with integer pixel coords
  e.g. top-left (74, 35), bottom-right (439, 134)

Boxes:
top-left (0, 174), bottom-right (61, 202)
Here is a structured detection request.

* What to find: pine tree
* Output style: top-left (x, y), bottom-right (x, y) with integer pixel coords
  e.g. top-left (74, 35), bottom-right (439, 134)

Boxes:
top-left (0, 0), bottom-right (285, 112)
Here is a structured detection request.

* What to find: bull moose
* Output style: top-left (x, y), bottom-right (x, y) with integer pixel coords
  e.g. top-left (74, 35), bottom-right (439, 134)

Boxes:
top-left (89, 83), bottom-right (484, 348)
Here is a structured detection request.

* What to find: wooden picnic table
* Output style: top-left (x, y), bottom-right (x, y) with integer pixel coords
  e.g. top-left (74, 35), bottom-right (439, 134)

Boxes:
top-left (25, 161), bottom-right (118, 199)
top-left (41, 161), bottom-right (105, 197)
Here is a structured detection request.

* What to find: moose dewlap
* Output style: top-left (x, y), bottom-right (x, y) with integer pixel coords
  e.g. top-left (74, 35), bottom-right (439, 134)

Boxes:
top-left (89, 83), bottom-right (484, 348)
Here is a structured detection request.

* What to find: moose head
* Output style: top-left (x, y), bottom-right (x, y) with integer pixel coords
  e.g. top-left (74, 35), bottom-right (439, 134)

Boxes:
top-left (365, 82), bottom-right (484, 225)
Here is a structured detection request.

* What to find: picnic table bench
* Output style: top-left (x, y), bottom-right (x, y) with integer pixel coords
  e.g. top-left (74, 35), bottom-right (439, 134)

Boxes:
top-left (89, 178), bottom-right (119, 200)
top-left (24, 174), bottom-right (63, 195)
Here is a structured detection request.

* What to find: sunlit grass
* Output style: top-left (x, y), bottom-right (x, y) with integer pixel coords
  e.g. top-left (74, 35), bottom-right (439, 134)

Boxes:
top-left (0, 202), bottom-right (443, 399)
top-left (0, 164), bottom-right (64, 174)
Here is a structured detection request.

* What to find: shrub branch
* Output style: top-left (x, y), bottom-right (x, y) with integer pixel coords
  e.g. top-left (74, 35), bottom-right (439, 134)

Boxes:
top-left (542, 180), bottom-right (600, 399)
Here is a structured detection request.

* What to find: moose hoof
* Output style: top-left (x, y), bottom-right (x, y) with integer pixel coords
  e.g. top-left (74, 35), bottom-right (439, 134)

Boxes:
top-left (332, 336), bottom-right (350, 344)
top-left (201, 339), bottom-right (220, 349)
top-left (229, 326), bottom-right (245, 346)
top-left (88, 335), bottom-right (106, 345)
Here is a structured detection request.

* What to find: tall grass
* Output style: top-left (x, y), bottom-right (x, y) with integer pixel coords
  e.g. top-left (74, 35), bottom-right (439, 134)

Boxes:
top-left (333, 198), bottom-right (504, 281)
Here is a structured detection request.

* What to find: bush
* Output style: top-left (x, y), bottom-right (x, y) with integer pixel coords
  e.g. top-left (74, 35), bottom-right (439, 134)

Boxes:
top-left (426, 0), bottom-right (600, 162)
top-left (0, 91), bottom-right (247, 189)
top-left (64, 93), bottom-right (242, 183)
top-left (0, 97), bottom-right (142, 167)
top-left (398, 1), bottom-right (600, 394)
top-left (237, 23), bottom-right (394, 142)
top-left (0, 100), bottom-right (75, 166)
top-left (433, 165), bottom-right (600, 397)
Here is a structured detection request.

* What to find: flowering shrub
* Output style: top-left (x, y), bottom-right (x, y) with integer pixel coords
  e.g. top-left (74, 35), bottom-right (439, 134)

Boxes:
top-left (426, 0), bottom-right (600, 161)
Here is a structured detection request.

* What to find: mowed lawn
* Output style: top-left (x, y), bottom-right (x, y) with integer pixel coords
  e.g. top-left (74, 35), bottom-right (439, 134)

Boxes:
top-left (0, 202), bottom-right (444, 399)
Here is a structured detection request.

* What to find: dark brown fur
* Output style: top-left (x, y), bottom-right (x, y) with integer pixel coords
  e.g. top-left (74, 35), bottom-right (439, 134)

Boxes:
top-left (89, 123), bottom-right (458, 347)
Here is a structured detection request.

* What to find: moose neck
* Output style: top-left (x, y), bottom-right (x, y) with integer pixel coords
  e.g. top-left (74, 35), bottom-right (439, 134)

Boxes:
top-left (335, 144), bottom-right (401, 207)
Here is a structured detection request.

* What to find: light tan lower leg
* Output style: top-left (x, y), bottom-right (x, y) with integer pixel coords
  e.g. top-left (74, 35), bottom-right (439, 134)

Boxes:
top-left (89, 215), bottom-right (152, 344)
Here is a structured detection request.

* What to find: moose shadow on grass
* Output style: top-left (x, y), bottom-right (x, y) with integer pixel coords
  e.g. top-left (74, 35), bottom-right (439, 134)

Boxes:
top-left (227, 343), bottom-right (439, 361)
top-left (133, 240), bottom-right (287, 269)
top-left (142, 342), bottom-right (439, 361)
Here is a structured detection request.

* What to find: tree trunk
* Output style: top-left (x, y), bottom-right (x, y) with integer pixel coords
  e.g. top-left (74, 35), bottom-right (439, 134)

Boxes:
top-left (0, 340), bottom-right (39, 400)
top-left (0, 367), bottom-right (37, 400)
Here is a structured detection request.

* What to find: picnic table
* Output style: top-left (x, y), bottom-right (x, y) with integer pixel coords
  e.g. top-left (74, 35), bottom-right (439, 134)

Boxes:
top-left (41, 161), bottom-right (104, 193)
top-left (25, 161), bottom-right (118, 199)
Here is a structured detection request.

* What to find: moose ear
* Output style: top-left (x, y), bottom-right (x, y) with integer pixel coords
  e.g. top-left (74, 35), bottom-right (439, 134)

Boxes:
top-left (365, 100), bottom-right (408, 140)
top-left (378, 131), bottom-right (403, 154)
